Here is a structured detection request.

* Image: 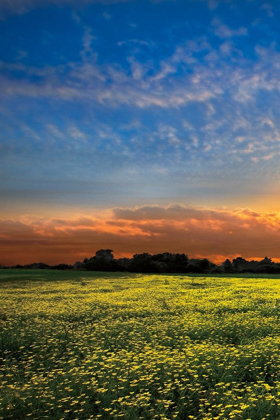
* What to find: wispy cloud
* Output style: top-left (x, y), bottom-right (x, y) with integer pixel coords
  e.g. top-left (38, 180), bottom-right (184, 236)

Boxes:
top-left (212, 17), bottom-right (248, 38)
top-left (81, 27), bottom-right (96, 59)
top-left (3, 33), bottom-right (280, 123)
top-left (261, 3), bottom-right (274, 18)
top-left (68, 125), bottom-right (88, 143)
top-left (0, 37), bottom-right (221, 109)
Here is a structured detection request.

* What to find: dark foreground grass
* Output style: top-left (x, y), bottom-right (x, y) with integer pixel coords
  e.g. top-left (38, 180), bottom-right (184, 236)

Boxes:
top-left (1, 270), bottom-right (280, 419)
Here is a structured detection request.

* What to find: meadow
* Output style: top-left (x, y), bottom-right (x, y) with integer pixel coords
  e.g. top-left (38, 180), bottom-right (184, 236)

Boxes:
top-left (1, 270), bottom-right (280, 419)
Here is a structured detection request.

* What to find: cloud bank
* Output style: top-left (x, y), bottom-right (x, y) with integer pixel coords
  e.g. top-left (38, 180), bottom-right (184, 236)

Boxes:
top-left (1, 204), bottom-right (280, 266)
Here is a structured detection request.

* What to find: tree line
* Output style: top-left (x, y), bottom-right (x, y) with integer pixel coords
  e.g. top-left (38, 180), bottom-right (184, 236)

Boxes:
top-left (5, 250), bottom-right (280, 274)
top-left (81, 250), bottom-right (280, 274)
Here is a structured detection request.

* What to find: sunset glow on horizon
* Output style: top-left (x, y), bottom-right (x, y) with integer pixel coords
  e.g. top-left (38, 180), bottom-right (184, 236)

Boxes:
top-left (1, 0), bottom-right (280, 266)
top-left (2, 204), bottom-right (280, 266)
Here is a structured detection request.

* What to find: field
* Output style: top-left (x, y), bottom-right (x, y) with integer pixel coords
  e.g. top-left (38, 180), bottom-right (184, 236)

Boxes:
top-left (2, 271), bottom-right (280, 419)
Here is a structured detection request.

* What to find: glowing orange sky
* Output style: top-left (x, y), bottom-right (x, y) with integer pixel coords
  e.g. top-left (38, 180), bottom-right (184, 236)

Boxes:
top-left (1, 205), bottom-right (280, 266)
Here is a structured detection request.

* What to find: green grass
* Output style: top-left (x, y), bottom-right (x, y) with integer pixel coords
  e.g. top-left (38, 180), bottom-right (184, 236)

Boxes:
top-left (1, 269), bottom-right (280, 419)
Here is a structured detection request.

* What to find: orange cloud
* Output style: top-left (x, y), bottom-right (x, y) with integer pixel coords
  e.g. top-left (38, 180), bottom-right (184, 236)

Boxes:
top-left (1, 204), bottom-right (280, 266)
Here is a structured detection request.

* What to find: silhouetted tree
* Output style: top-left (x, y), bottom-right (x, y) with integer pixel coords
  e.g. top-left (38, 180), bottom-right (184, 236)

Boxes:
top-left (260, 256), bottom-right (272, 265)
top-left (222, 259), bottom-right (233, 273)
top-left (96, 249), bottom-right (114, 261)
top-left (84, 250), bottom-right (121, 271)
top-left (128, 253), bottom-right (161, 273)
top-left (232, 257), bottom-right (249, 272)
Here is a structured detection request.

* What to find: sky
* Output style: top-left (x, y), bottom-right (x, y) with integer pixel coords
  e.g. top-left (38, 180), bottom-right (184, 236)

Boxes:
top-left (1, 0), bottom-right (280, 265)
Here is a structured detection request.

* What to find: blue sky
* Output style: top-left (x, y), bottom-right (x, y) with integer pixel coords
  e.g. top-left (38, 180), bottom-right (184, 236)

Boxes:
top-left (1, 0), bottom-right (280, 215)
top-left (2, 0), bottom-right (280, 264)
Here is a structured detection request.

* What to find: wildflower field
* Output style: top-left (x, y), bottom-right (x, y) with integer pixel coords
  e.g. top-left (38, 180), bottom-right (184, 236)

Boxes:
top-left (2, 270), bottom-right (280, 419)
